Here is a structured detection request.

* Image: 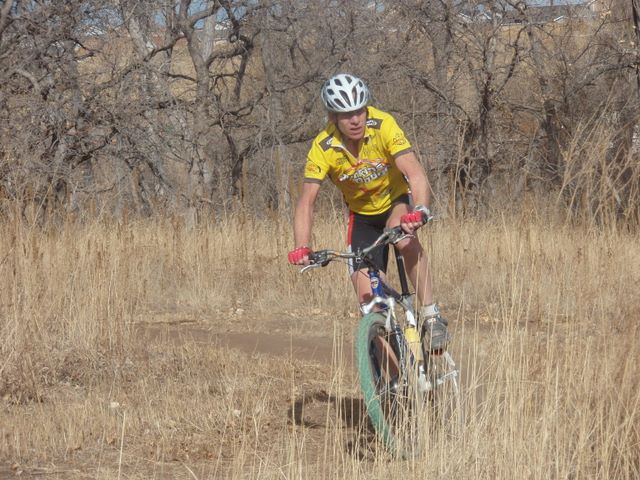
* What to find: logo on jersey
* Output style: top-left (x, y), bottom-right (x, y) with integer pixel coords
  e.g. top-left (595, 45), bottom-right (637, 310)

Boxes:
top-left (338, 162), bottom-right (388, 184)
top-left (392, 133), bottom-right (407, 146)
top-left (305, 162), bottom-right (322, 175)
top-left (320, 135), bottom-right (334, 151)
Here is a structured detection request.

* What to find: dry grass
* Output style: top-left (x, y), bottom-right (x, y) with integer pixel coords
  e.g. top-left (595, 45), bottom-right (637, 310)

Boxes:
top-left (1, 212), bottom-right (639, 478)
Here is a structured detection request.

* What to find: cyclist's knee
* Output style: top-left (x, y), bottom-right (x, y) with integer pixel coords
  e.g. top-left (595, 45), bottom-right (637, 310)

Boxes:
top-left (395, 236), bottom-right (423, 256)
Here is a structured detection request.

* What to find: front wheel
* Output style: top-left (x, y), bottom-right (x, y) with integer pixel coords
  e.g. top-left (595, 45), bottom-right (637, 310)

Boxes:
top-left (355, 312), bottom-right (424, 457)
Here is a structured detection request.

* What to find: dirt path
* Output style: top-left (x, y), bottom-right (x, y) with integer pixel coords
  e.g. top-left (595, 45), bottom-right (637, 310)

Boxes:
top-left (138, 322), bottom-right (351, 364)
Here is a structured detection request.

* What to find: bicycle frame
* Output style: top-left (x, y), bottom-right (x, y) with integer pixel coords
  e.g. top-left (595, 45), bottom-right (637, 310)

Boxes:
top-left (361, 246), bottom-right (461, 396)
top-left (357, 245), bottom-right (430, 396)
top-left (360, 246), bottom-right (418, 333)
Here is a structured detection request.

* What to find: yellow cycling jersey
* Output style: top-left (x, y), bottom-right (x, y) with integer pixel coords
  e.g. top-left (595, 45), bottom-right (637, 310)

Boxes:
top-left (304, 106), bottom-right (413, 215)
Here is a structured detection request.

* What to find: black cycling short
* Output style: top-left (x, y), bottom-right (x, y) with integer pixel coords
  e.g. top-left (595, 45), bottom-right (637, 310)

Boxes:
top-left (347, 194), bottom-right (410, 274)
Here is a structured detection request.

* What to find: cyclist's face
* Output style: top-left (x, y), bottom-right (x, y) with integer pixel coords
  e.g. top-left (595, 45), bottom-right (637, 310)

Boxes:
top-left (335, 108), bottom-right (367, 142)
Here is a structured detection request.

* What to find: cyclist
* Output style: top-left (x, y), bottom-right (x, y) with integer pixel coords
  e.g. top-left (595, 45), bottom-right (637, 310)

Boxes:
top-left (287, 73), bottom-right (448, 352)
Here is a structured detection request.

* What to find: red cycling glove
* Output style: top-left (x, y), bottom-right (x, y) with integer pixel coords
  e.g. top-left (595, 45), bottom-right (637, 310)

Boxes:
top-left (288, 246), bottom-right (312, 264)
top-left (400, 205), bottom-right (432, 226)
top-left (400, 211), bottom-right (424, 224)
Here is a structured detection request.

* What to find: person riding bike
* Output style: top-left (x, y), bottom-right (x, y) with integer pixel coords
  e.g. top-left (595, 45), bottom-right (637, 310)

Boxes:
top-left (287, 73), bottom-right (449, 352)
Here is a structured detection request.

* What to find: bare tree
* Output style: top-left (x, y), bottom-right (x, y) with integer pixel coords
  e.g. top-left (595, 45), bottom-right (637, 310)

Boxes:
top-left (0, 1), bottom-right (121, 218)
top-left (0, 0), bottom-right (637, 225)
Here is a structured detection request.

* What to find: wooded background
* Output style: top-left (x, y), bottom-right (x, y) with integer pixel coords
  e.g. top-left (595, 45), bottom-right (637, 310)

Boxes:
top-left (1, 0), bottom-right (639, 226)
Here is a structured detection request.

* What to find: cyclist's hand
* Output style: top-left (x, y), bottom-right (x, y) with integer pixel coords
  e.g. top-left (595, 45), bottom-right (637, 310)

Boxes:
top-left (287, 246), bottom-right (312, 265)
top-left (400, 205), bottom-right (432, 233)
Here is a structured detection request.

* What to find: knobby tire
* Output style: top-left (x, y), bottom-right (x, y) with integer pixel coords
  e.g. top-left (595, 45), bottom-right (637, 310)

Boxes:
top-left (356, 312), bottom-right (462, 458)
top-left (356, 312), bottom-right (422, 457)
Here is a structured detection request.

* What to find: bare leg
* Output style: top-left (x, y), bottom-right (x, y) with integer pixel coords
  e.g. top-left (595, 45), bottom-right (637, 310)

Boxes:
top-left (385, 203), bottom-right (434, 306)
top-left (352, 268), bottom-right (373, 306)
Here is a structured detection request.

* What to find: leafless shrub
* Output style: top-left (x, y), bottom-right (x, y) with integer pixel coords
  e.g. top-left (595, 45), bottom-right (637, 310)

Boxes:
top-left (0, 0), bottom-right (638, 227)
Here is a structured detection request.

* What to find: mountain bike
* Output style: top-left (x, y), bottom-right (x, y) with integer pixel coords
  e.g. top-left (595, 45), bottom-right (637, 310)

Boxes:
top-left (300, 226), bottom-right (461, 457)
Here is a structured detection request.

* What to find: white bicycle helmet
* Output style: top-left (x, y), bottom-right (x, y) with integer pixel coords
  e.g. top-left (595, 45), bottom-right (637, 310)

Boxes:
top-left (320, 73), bottom-right (370, 113)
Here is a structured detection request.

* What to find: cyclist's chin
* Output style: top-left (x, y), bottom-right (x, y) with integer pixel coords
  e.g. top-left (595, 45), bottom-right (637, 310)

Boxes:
top-left (344, 130), bottom-right (364, 141)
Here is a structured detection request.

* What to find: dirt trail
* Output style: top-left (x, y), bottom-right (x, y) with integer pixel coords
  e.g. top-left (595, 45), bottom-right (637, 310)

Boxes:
top-left (137, 315), bottom-right (485, 377)
top-left (139, 324), bottom-right (346, 363)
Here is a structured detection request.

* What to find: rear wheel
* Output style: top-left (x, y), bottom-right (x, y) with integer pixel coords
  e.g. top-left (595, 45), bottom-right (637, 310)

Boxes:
top-left (356, 313), bottom-right (424, 457)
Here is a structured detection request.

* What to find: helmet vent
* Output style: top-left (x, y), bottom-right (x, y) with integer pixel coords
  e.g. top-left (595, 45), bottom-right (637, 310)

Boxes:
top-left (320, 73), bottom-right (369, 113)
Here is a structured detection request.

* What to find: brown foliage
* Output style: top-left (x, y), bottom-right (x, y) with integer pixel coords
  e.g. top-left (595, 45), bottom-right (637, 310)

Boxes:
top-left (0, 0), bottom-right (638, 226)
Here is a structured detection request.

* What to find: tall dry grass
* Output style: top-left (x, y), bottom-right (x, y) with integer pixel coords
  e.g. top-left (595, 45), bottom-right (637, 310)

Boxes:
top-left (0, 211), bottom-right (638, 478)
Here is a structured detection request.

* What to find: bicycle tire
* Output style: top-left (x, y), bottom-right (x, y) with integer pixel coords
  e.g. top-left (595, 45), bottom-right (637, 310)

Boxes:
top-left (356, 312), bottom-right (424, 457)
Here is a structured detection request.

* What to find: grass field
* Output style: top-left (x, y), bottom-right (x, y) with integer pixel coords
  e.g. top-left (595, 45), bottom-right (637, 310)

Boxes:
top-left (1, 213), bottom-right (639, 479)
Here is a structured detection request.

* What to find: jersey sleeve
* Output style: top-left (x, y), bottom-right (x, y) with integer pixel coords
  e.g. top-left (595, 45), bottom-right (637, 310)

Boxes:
top-left (303, 141), bottom-right (330, 183)
top-left (380, 115), bottom-right (413, 158)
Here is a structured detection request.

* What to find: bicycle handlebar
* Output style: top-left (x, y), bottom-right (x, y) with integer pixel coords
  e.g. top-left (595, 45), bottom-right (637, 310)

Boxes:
top-left (301, 226), bottom-right (412, 273)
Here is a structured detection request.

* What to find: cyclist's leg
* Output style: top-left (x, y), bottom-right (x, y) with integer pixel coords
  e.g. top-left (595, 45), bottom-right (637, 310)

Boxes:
top-left (352, 268), bottom-right (374, 306)
top-left (346, 210), bottom-right (389, 307)
top-left (386, 199), bottom-right (449, 351)
top-left (385, 201), bottom-right (434, 306)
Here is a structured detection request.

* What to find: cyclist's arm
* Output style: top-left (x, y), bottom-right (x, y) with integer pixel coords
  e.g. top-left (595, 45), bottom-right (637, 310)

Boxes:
top-left (395, 151), bottom-right (431, 208)
top-left (293, 180), bottom-right (321, 248)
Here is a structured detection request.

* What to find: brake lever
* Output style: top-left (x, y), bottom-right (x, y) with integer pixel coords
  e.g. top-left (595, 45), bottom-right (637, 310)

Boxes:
top-left (300, 263), bottom-right (322, 273)
top-left (388, 229), bottom-right (414, 245)
top-left (300, 250), bottom-right (334, 273)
